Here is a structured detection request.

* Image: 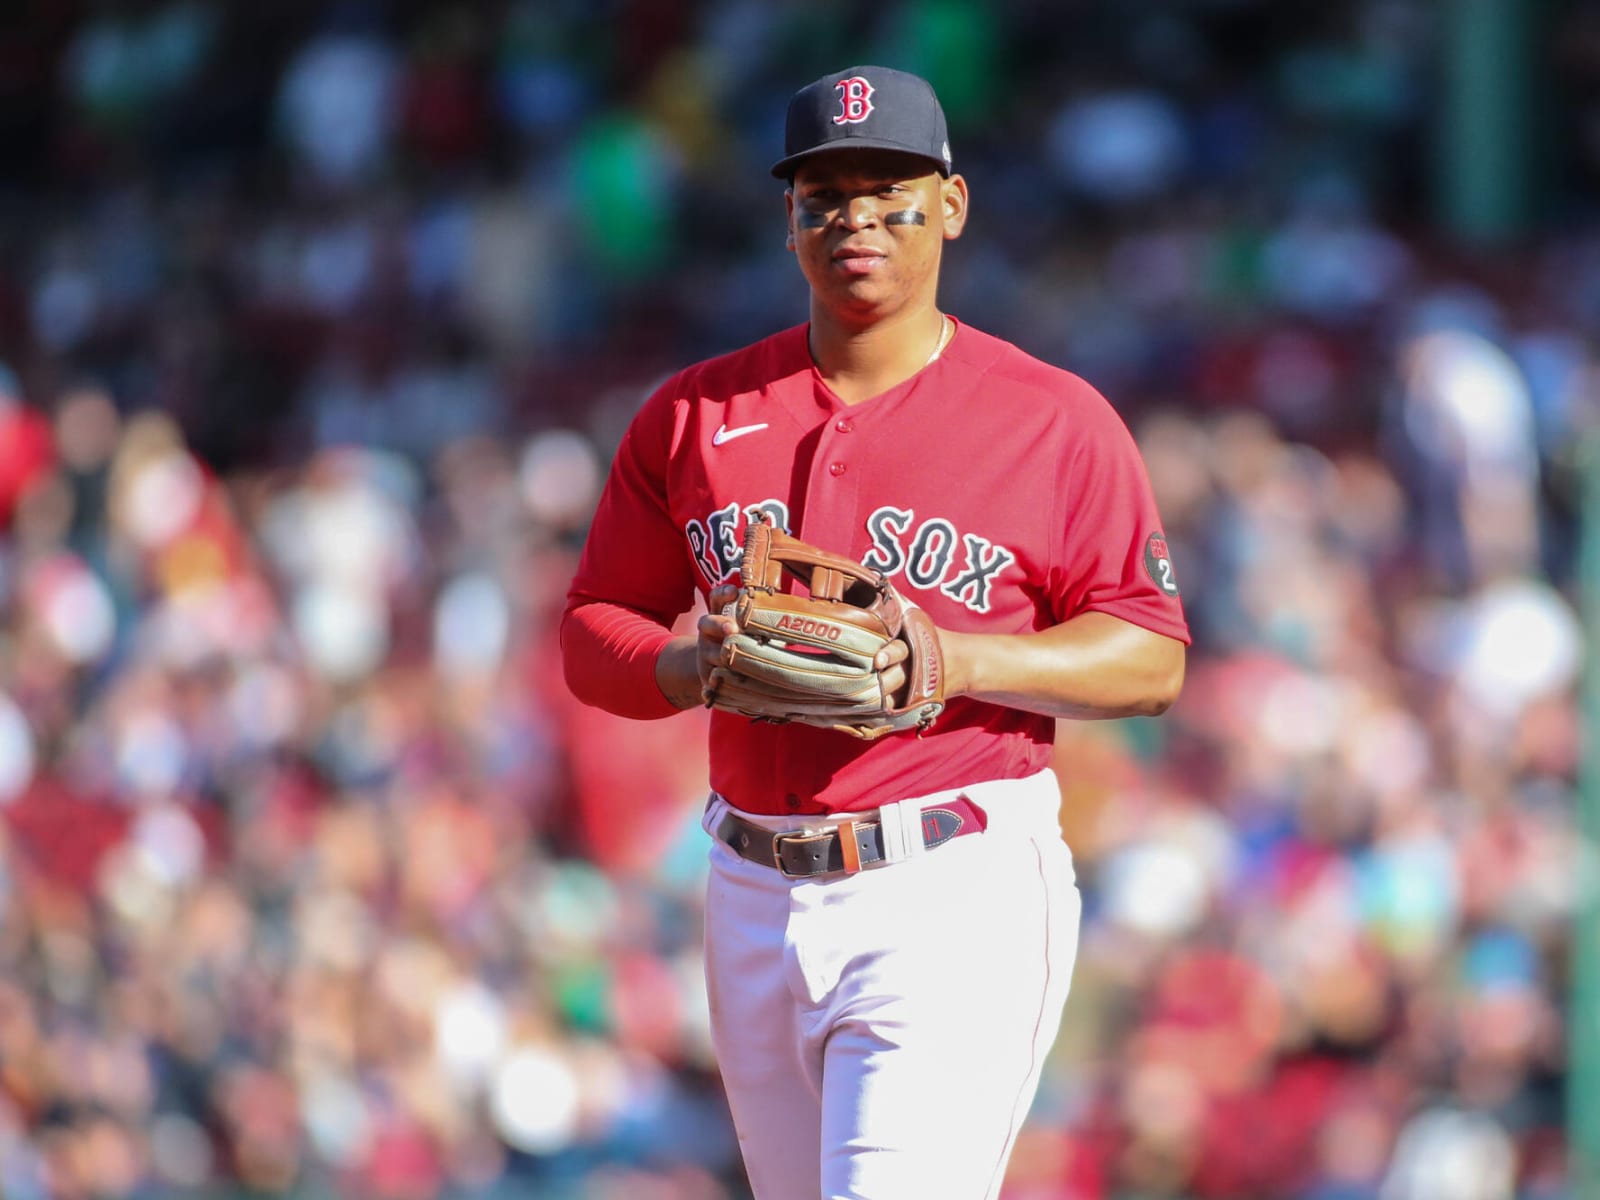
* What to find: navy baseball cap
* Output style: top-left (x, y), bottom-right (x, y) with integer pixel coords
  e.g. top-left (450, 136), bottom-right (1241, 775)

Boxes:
top-left (771, 66), bottom-right (953, 180)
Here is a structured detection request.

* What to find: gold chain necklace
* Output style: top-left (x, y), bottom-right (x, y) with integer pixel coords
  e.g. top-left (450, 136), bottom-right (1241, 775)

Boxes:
top-left (923, 315), bottom-right (953, 367)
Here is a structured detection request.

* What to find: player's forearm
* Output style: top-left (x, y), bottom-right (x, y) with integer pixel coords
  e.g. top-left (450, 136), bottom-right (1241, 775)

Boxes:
top-left (656, 591), bottom-right (743, 710)
top-left (654, 635), bottom-right (705, 710)
top-left (941, 611), bottom-right (1186, 720)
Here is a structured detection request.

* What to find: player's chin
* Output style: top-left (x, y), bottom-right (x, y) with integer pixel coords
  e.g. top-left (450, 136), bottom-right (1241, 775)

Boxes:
top-left (815, 271), bottom-right (896, 306)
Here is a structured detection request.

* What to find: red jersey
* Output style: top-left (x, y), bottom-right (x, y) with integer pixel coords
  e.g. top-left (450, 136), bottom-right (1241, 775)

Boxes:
top-left (562, 319), bottom-right (1189, 816)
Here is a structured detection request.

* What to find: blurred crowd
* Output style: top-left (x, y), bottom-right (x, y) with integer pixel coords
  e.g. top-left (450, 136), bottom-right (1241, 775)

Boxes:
top-left (0, 0), bottom-right (1597, 1197)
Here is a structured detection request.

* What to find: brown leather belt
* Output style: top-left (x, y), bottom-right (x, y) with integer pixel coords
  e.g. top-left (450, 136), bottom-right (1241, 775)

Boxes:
top-left (714, 796), bottom-right (987, 878)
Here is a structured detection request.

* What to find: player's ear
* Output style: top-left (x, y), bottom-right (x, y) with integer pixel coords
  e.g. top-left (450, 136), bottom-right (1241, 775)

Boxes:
top-left (784, 189), bottom-right (796, 251)
top-left (939, 174), bottom-right (969, 240)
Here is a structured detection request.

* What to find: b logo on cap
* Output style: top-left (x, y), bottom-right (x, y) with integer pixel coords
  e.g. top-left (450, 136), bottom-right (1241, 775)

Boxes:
top-left (833, 77), bottom-right (875, 125)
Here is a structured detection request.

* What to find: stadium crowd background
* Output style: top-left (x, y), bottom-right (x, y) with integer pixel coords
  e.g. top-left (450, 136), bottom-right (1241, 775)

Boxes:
top-left (0, 0), bottom-right (1593, 1196)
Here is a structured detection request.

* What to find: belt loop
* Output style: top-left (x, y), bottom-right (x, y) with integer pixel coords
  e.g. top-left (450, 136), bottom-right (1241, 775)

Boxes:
top-left (878, 798), bottom-right (925, 862)
top-left (837, 819), bottom-right (862, 874)
top-left (702, 792), bottom-right (730, 838)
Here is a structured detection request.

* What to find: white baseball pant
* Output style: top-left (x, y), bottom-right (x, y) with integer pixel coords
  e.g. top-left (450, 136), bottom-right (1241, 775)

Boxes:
top-left (701, 769), bottom-right (1081, 1200)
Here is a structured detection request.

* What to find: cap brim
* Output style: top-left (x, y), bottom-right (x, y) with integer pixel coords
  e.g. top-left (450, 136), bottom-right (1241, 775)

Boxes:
top-left (770, 140), bottom-right (951, 180)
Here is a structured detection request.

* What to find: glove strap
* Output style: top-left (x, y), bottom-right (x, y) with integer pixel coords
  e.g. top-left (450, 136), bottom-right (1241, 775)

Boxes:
top-left (742, 523), bottom-right (887, 603)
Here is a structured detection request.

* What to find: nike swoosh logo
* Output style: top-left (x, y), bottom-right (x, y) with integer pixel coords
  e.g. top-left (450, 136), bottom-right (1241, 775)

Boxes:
top-left (712, 422), bottom-right (769, 446)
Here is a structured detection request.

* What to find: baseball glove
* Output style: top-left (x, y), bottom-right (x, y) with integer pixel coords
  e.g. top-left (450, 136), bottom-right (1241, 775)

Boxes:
top-left (702, 522), bottom-right (945, 740)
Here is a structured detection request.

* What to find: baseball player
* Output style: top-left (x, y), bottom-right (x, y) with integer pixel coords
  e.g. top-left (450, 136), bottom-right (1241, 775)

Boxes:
top-left (561, 65), bottom-right (1189, 1200)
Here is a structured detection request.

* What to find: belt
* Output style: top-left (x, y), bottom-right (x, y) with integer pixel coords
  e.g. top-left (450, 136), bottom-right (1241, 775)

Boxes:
top-left (714, 796), bottom-right (987, 878)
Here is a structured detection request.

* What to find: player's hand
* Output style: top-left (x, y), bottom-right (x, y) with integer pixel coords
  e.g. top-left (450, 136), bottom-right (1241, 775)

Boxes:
top-left (873, 638), bottom-right (909, 703)
top-left (651, 585), bottom-right (742, 711)
top-left (697, 584), bottom-right (742, 695)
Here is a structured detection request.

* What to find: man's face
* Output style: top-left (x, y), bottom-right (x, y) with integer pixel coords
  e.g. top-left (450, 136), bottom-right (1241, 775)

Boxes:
top-left (785, 149), bottom-right (967, 320)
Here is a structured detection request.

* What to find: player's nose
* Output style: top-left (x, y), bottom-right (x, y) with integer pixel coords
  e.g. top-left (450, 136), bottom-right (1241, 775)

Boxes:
top-left (837, 194), bottom-right (880, 229)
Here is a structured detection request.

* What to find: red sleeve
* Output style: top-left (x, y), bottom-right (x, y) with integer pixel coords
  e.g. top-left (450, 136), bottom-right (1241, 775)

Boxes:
top-left (1052, 387), bottom-right (1191, 643)
top-left (560, 377), bottom-right (702, 718)
top-left (559, 601), bottom-right (681, 719)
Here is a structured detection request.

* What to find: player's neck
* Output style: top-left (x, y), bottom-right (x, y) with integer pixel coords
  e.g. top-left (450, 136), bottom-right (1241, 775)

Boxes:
top-left (806, 307), bottom-right (951, 406)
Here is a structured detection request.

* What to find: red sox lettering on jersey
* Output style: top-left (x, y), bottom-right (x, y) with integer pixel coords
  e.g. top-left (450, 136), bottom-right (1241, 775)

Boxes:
top-left (860, 506), bottom-right (1015, 613)
top-left (685, 500), bottom-right (1016, 616)
top-left (685, 499), bottom-right (791, 587)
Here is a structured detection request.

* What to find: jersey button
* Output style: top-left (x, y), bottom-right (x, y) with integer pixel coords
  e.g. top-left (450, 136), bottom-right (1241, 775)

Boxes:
top-left (785, 793), bottom-right (801, 810)
top-left (829, 462), bottom-right (846, 476)
top-left (834, 418), bottom-right (853, 433)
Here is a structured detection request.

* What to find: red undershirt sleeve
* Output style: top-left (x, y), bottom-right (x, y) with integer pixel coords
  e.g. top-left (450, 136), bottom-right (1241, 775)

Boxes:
top-left (560, 600), bottom-right (681, 719)
top-left (560, 375), bottom-right (699, 720)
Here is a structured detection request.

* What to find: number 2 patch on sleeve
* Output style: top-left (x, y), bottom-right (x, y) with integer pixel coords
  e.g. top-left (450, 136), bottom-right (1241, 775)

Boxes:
top-left (1144, 532), bottom-right (1180, 597)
